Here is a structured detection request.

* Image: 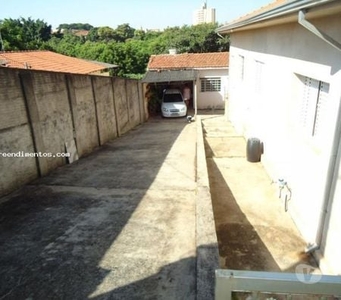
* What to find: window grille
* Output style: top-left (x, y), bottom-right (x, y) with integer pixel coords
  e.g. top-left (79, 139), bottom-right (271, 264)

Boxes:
top-left (255, 60), bottom-right (264, 94)
top-left (200, 78), bottom-right (221, 92)
top-left (239, 55), bottom-right (245, 81)
top-left (299, 76), bottom-right (329, 138)
top-left (313, 80), bottom-right (329, 137)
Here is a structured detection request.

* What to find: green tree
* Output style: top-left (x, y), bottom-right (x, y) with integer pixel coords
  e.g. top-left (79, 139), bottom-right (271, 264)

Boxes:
top-left (57, 23), bottom-right (93, 30)
top-left (97, 26), bottom-right (116, 42)
top-left (87, 27), bottom-right (99, 42)
top-left (46, 32), bottom-right (84, 56)
top-left (114, 23), bottom-right (135, 42)
top-left (133, 29), bottom-right (146, 40)
top-left (151, 23), bottom-right (229, 54)
top-left (0, 17), bottom-right (51, 50)
top-left (2, 17), bottom-right (229, 79)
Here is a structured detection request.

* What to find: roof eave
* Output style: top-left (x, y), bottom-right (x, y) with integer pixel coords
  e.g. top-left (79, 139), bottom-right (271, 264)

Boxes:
top-left (217, 0), bottom-right (337, 34)
top-left (148, 66), bottom-right (229, 71)
top-left (196, 66), bottom-right (229, 70)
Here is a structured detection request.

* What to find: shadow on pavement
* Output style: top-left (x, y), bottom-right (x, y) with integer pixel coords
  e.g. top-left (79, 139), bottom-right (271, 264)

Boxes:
top-left (0, 117), bottom-right (196, 299)
top-left (202, 116), bottom-right (317, 273)
top-left (90, 256), bottom-right (196, 300)
top-left (206, 156), bottom-right (282, 271)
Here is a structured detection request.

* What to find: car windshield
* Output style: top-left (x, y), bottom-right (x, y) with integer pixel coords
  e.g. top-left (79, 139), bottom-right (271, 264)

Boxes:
top-left (163, 93), bottom-right (183, 103)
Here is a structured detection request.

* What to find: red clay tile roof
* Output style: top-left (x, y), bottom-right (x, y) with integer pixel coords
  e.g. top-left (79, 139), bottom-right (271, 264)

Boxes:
top-left (147, 52), bottom-right (229, 70)
top-left (0, 50), bottom-right (106, 74)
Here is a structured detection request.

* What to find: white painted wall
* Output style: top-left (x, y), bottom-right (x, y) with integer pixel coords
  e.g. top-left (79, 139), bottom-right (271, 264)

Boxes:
top-left (195, 69), bottom-right (228, 109)
top-left (227, 15), bottom-right (341, 274)
top-left (319, 145), bottom-right (341, 275)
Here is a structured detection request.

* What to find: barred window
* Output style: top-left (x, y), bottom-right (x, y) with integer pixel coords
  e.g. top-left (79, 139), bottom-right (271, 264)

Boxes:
top-left (254, 60), bottom-right (264, 94)
top-left (200, 78), bottom-right (221, 92)
top-left (299, 76), bottom-right (329, 138)
top-left (239, 55), bottom-right (245, 81)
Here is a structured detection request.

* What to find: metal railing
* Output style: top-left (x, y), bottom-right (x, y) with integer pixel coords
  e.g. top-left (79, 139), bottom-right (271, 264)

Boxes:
top-left (216, 269), bottom-right (341, 300)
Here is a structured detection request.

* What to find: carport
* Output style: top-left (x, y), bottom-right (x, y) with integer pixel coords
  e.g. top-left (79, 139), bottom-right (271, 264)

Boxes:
top-left (142, 69), bottom-right (198, 117)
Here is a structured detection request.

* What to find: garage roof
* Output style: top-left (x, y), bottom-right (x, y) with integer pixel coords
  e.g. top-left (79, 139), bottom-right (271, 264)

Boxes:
top-left (141, 69), bottom-right (198, 83)
top-left (147, 52), bottom-right (229, 70)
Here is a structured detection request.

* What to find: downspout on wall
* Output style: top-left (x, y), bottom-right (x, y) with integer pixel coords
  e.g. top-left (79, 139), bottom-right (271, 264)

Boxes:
top-left (298, 10), bottom-right (341, 53)
top-left (298, 9), bottom-right (341, 256)
top-left (194, 80), bottom-right (198, 118)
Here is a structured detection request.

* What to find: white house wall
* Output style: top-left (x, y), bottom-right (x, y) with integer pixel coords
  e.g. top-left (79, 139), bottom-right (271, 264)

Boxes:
top-left (319, 141), bottom-right (341, 275)
top-left (195, 69), bottom-right (228, 109)
top-left (228, 15), bottom-right (341, 274)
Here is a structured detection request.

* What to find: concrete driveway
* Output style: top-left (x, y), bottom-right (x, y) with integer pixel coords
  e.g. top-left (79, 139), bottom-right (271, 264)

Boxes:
top-left (2, 110), bottom-right (318, 300)
top-left (0, 116), bottom-right (199, 300)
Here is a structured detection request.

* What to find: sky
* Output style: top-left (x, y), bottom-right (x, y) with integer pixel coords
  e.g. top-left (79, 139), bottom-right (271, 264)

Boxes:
top-left (0, 0), bottom-right (273, 30)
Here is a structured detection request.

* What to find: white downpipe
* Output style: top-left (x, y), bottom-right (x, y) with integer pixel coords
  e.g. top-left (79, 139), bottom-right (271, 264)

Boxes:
top-left (194, 80), bottom-right (198, 118)
top-left (298, 9), bottom-right (341, 253)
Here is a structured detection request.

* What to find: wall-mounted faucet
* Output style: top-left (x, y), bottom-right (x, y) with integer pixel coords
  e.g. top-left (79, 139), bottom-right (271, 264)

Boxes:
top-left (277, 179), bottom-right (292, 212)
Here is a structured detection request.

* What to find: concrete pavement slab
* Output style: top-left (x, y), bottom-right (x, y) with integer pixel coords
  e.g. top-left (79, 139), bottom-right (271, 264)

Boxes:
top-left (201, 114), bottom-right (319, 273)
top-left (0, 117), bottom-right (198, 300)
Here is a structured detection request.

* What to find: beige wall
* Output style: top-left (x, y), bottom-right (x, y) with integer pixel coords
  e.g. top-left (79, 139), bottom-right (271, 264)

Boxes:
top-left (0, 68), bottom-right (146, 197)
top-left (195, 69), bottom-right (229, 109)
top-left (92, 76), bottom-right (118, 145)
top-left (67, 75), bottom-right (99, 158)
top-left (227, 14), bottom-right (341, 274)
top-left (0, 69), bottom-right (38, 194)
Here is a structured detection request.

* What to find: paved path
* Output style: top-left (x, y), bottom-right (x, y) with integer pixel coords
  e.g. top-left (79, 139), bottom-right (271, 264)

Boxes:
top-left (201, 114), bottom-right (319, 273)
top-left (0, 117), bottom-right (197, 300)
top-left (1, 111), bottom-right (317, 300)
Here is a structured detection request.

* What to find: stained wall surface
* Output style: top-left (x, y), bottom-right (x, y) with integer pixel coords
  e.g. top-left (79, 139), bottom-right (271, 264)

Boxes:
top-left (0, 68), bottom-right (146, 197)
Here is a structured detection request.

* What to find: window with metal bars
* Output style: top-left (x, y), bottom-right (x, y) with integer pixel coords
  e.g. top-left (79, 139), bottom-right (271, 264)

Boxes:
top-left (255, 60), bottom-right (264, 94)
top-left (200, 78), bottom-right (221, 92)
top-left (239, 55), bottom-right (245, 81)
top-left (299, 76), bottom-right (329, 138)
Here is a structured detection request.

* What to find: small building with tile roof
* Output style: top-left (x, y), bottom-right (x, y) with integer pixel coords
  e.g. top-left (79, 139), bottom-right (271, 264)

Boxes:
top-left (217, 0), bottom-right (341, 276)
top-left (142, 51), bottom-right (229, 111)
top-left (0, 50), bottom-right (117, 75)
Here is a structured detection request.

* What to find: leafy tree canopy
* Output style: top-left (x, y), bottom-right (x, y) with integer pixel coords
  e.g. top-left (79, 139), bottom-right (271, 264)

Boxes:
top-left (0, 17), bottom-right (51, 50)
top-left (1, 17), bottom-right (229, 78)
top-left (57, 23), bottom-right (93, 30)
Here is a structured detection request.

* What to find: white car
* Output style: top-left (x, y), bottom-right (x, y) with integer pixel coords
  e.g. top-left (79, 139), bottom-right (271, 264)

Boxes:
top-left (161, 89), bottom-right (187, 118)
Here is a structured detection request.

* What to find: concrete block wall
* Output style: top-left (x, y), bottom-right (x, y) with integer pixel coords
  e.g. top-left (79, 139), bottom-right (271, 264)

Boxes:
top-left (21, 72), bottom-right (74, 176)
top-left (92, 76), bottom-right (118, 145)
top-left (67, 75), bottom-right (99, 158)
top-left (0, 68), bottom-right (146, 197)
top-left (113, 78), bottom-right (130, 135)
top-left (126, 79), bottom-right (142, 129)
top-left (0, 69), bottom-right (38, 195)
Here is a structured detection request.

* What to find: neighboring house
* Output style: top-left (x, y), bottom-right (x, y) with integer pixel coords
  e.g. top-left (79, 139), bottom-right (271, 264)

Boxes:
top-left (71, 29), bottom-right (89, 37)
top-left (142, 51), bottom-right (229, 111)
top-left (217, 0), bottom-right (341, 275)
top-left (0, 50), bottom-right (117, 75)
